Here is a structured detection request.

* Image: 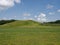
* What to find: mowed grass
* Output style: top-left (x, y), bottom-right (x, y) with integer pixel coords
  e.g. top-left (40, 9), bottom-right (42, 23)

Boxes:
top-left (0, 25), bottom-right (60, 45)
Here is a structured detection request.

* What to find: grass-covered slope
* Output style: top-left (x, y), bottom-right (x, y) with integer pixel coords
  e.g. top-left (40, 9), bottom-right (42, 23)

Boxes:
top-left (0, 20), bottom-right (60, 45)
top-left (0, 24), bottom-right (60, 45)
top-left (0, 20), bottom-right (41, 28)
top-left (0, 20), bottom-right (60, 28)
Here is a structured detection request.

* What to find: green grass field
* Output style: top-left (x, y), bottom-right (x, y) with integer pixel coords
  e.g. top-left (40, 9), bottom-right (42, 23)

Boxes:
top-left (0, 21), bottom-right (60, 45)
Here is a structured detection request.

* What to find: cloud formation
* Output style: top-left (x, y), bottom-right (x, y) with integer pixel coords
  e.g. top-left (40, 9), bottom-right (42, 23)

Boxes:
top-left (37, 13), bottom-right (46, 22)
top-left (0, 0), bottom-right (21, 10)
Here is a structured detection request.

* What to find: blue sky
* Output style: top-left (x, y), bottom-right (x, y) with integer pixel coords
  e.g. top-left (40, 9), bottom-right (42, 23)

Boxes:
top-left (0, 0), bottom-right (60, 22)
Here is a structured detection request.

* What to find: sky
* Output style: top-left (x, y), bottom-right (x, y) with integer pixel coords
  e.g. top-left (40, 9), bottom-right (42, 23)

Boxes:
top-left (0, 0), bottom-right (60, 22)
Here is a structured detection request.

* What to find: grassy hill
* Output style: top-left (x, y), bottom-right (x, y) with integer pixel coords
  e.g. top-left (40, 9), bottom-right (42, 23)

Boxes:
top-left (0, 20), bottom-right (60, 28)
top-left (0, 20), bottom-right (41, 28)
top-left (0, 20), bottom-right (60, 45)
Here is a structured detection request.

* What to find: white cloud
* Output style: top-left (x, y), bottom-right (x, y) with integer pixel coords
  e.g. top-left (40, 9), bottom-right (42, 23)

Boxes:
top-left (38, 13), bottom-right (46, 17)
top-left (37, 18), bottom-right (40, 21)
top-left (0, 0), bottom-right (21, 10)
top-left (57, 9), bottom-right (60, 12)
top-left (37, 13), bottom-right (47, 22)
top-left (15, 0), bottom-right (21, 3)
top-left (46, 4), bottom-right (54, 9)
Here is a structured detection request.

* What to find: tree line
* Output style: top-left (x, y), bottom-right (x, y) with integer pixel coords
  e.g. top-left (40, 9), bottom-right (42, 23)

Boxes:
top-left (0, 19), bottom-right (16, 25)
top-left (47, 20), bottom-right (60, 24)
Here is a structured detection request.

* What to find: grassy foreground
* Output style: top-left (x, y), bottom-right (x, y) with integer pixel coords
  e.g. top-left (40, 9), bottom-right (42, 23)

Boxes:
top-left (0, 20), bottom-right (60, 45)
top-left (0, 25), bottom-right (60, 45)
